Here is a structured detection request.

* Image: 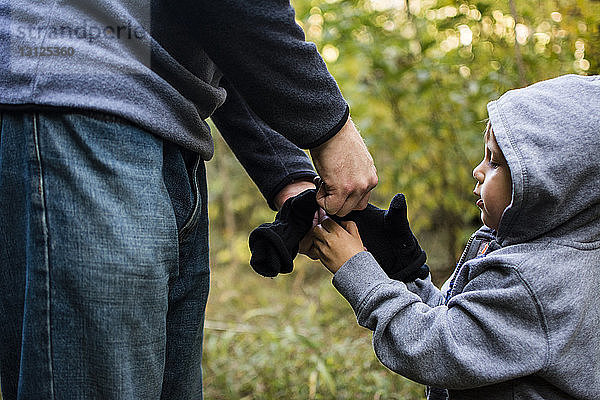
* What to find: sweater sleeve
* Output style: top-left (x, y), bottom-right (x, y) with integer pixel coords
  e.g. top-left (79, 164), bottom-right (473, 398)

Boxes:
top-left (211, 78), bottom-right (317, 210)
top-left (405, 274), bottom-right (445, 307)
top-left (186, 0), bottom-right (349, 148)
top-left (332, 252), bottom-right (548, 389)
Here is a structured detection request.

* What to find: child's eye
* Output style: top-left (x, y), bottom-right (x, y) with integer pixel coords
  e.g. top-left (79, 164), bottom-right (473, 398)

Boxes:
top-left (488, 160), bottom-right (500, 169)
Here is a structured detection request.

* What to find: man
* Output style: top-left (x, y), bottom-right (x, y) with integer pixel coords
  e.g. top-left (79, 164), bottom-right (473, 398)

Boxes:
top-left (0, 1), bottom-right (377, 399)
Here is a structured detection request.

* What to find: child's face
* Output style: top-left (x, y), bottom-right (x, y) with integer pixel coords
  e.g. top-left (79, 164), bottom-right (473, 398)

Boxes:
top-left (472, 129), bottom-right (512, 230)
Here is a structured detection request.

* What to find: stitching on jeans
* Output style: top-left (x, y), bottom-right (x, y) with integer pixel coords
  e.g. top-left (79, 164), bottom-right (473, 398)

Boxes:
top-left (33, 113), bottom-right (56, 399)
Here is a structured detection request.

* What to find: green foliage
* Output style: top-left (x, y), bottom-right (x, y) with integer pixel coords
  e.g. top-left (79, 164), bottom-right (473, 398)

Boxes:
top-left (204, 0), bottom-right (600, 397)
top-left (203, 258), bottom-right (425, 399)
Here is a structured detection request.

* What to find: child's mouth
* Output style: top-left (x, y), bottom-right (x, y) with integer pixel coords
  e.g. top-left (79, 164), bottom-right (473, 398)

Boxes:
top-left (476, 199), bottom-right (484, 209)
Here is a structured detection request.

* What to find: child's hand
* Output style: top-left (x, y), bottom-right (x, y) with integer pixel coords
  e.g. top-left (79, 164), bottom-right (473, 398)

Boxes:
top-left (312, 217), bottom-right (365, 273)
top-left (299, 208), bottom-right (327, 260)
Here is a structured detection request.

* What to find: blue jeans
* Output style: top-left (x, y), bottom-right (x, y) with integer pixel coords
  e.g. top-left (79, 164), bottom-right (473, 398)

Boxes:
top-left (0, 112), bottom-right (210, 399)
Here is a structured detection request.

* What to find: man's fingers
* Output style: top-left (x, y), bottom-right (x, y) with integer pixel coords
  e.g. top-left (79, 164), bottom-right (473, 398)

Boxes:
top-left (316, 184), bottom-right (342, 215)
top-left (355, 190), bottom-right (371, 211)
top-left (334, 185), bottom-right (372, 216)
top-left (316, 169), bottom-right (377, 216)
top-left (316, 186), bottom-right (364, 216)
top-left (353, 164), bottom-right (378, 210)
top-left (310, 118), bottom-right (378, 216)
top-left (336, 193), bottom-right (362, 217)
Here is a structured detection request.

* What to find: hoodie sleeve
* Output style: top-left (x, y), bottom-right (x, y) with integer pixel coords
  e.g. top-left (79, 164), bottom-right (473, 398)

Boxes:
top-left (405, 274), bottom-right (445, 307)
top-left (211, 78), bottom-right (317, 210)
top-left (187, 0), bottom-right (349, 149)
top-left (333, 252), bottom-right (548, 389)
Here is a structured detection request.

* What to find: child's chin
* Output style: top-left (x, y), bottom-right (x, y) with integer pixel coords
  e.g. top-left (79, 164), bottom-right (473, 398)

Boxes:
top-left (480, 211), bottom-right (487, 226)
top-left (481, 213), bottom-right (498, 230)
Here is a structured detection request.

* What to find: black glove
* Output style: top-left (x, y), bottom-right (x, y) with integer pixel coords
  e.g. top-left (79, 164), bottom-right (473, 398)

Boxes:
top-left (333, 193), bottom-right (429, 282)
top-left (249, 189), bottom-right (318, 277)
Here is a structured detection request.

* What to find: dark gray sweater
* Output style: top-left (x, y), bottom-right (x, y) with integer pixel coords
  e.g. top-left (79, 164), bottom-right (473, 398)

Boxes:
top-left (0, 0), bottom-right (348, 207)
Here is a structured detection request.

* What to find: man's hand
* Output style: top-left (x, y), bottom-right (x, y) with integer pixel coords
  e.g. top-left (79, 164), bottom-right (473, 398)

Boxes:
top-left (273, 180), bottom-right (317, 210)
top-left (309, 117), bottom-right (378, 216)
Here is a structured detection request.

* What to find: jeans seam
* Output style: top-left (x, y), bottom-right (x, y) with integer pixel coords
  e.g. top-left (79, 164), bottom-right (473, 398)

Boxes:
top-left (33, 113), bottom-right (56, 399)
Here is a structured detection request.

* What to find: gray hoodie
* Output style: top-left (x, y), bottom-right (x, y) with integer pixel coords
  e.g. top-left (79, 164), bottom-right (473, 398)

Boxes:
top-left (332, 74), bottom-right (600, 399)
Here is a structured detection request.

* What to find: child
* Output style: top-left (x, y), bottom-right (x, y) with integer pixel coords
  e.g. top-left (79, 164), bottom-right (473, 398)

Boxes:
top-left (311, 74), bottom-right (600, 400)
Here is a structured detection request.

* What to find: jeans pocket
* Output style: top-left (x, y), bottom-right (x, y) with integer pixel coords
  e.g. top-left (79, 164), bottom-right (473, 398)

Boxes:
top-left (178, 154), bottom-right (202, 242)
top-left (162, 139), bottom-right (205, 245)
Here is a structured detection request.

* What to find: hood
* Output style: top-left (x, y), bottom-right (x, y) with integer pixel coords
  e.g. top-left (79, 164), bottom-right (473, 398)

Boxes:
top-left (487, 74), bottom-right (600, 246)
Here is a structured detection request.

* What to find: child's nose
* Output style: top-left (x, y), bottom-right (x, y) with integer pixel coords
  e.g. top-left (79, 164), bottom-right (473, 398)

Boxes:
top-left (473, 164), bottom-right (484, 183)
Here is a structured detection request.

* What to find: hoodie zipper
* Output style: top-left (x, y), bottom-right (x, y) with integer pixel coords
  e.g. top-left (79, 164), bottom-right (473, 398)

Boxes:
top-left (456, 233), bottom-right (476, 269)
top-left (444, 233), bottom-right (476, 303)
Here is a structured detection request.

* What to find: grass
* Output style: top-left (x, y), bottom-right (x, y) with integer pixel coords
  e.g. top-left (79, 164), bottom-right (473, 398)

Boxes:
top-left (202, 254), bottom-right (426, 400)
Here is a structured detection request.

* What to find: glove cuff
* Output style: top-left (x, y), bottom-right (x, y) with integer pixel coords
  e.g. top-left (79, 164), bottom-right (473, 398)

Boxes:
top-left (387, 250), bottom-right (429, 282)
top-left (249, 225), bottom-right (295, 277)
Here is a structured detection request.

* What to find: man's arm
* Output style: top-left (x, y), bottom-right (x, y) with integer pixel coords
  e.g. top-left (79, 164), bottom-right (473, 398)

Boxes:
top-left (187, 0), bottom-right (378, 215)
top-left (211, 78), bottom-right (317, 211)
top-left (188, 0), bottom-right (347, 148)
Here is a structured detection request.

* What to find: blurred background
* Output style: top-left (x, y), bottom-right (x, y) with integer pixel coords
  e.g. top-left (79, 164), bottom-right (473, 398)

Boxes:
top-left (204, 0), bottom-right (600, 398)
top-left (203, 0), bottom-right (599, 398)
